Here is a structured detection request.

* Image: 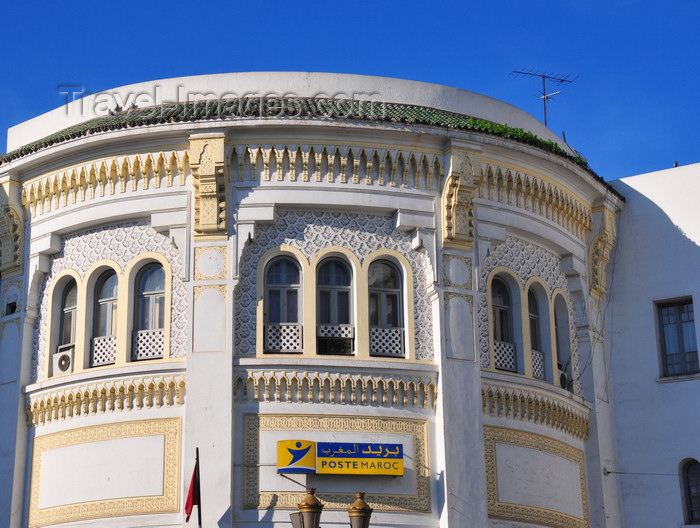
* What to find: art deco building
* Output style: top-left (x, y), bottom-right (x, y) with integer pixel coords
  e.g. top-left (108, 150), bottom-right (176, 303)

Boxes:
top-left (0, 73), bottom-right (696, 528)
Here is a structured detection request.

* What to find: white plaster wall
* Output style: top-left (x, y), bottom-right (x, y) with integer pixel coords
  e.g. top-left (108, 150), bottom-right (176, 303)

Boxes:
top-left (7, 72), bottom-right (572, 153)
top-left (609, 163), bottom-right (700, 528)
top-left (495, 443), bottom-right (583, 519)
top-left (38, 435), bottom-right (164, 508)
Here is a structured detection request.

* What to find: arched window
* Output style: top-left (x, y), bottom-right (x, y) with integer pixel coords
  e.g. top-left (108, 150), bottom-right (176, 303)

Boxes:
top-left (528, 289), bottom-right (545, 379)
top-left (554, 295), bottom-right (573, 391)
top-left (133, 264), bottom-right (165, 360)
top-left (317, 258), bottom-right (353, 355)
top-left (684, 460), bottom-right (700, 524)
top-left (492, 277), bottom-right (516, 372)
top-left (92, 271), bottom-right (118, 366)
top-left (59, 280), bottom-right (78, 352)
top-left (264, 257), bottom-right (302, 353)
top-left (368, 260), bottom-right (404, 357)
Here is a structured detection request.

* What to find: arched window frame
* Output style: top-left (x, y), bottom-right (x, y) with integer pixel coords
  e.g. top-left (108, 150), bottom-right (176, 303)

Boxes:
top-left (525, 281), bottom-right (553, 382)
top-left (368, 259), bottom-right (404, 358)
top-left (91, 269), bottom-right (118, 367)
top-left (553, 293), bottom-right (573, 392)
top-left (264, 256), bottom-right (302, 353)
top-left (489, 273), bottom-right (523, 374)
top-left (132, 261), bottom-right (166, 361)
top-left (59, 280), bottom-right (78, 352)
top-left (316, 256), bottom-right (354, 355)
top-left (48, 272), bottom-right (83, 378)
top-left (682, 459), bottom-right (700, 524)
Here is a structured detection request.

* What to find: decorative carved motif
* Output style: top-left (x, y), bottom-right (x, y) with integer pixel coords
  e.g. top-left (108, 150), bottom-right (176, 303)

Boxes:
top-left (26, 374), bottom-right (187, 426)
top-left (589, 207), bottom-right (617, 301)
top-left (235, 211), bottom-right (434, 360)
top-left (21, 151), bottom-right (188, 217)
top-left (232, 144), bottom-right (443, 191)
top-left (234, 369), bottom-right (437, 408)
top-left (242, 414), bottom-right (431, 512)
top-left (191, 137), bottom-right (226, 236)
top-left (479, 162), bottom-right (593, 240)
top-left (0, 205), bottom-right (23, 272)
top-left (193, 285), bottom-right (227, 304)
top-left (442, 149), bottom-right (480, 251)
top-left (28, 418), bottom-right (180, 528)
top-left (477, 236), bottom-right (582, 396)
top-left (193, 246), bottom-right (227, 280)
top-left (484, 426), bottom-right (589, 528)
top-left (33, 223), bottom-right (188, 380)
top-left (482, 382), bottom-right (589, 440)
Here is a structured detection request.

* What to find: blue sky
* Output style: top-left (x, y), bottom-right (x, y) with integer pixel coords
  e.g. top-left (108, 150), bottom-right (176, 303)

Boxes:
top-left (2, 1), bottom-right (698, 181)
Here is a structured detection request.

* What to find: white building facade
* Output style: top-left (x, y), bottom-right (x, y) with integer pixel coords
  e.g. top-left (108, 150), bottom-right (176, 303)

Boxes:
top-left (0, 73), bottom-right (696, 528)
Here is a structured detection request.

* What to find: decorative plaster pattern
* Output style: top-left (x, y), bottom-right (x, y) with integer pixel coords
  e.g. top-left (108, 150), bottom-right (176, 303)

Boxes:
top-left (242, 414), bottom-right (430, 512)
top-left (28, 417), bottom-right (181, 528)
top-left (21, 151), bottom-right (189, 218)
top-left (479, 162), bottom-right (592, 240)
top-left (477, 236), bottom-right (582, 395)
top-left (26, 375), bottom-right (186, 426)
top-left (232, 143), bottom-right (443, 189)
top-left (0, 205), bottom-right (23, 272)
top-left (235, 211), bottom-right (433, 360)
top-left (33, 223), bottom-right (187, 380)
top-left (482, 382), bottom-right (589, 440)
top-left (234, 369), bottom-right (437, 408)
top-left (484, 426), bottom-right (589, 528)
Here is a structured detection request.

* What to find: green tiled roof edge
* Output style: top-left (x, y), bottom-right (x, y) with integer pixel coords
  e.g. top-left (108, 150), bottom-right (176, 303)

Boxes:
top-left (0, 97), bottom-right (620, 198)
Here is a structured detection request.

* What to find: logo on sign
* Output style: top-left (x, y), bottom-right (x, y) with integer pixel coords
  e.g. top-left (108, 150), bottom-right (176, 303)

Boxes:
top-left (277, 440), bottom-right (316, 473)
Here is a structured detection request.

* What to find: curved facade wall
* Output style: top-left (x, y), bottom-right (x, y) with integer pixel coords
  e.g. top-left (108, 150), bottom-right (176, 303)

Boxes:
top-left (0, 73), bottom-right (627, 528)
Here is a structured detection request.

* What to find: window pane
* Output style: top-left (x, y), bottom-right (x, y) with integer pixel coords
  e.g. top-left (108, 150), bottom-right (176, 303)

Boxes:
top-left (319, 291), bottom-right (331, 324)
top-left (139, 297), bottom-right (151, 330)
top-left (268, 290), bottom-right (281, 323)
top-left (386, 293), bottom-right (399, 327)
top-left (369, 261), bottom-right (398, 289)
top-left (286, 290), bottom-right (298, 323)
top-left (337, 291), bottom-right (350, 324)
top-left (155, 295), bottom-right (165, 329)
top-left (369, 293), bottom-right (379, 326)
top-left (99, 272), bottom-right (118, 299)
top-left (64, 282), bottom-right (77, 308)
top-left (530, 317), bottom-right (540, 351)
top-left (97, 303), bottom-right (109, 336)
top-left (141, 266), bottom-right (165, 293)
top-left (61, 310), bottom-right (74, 345)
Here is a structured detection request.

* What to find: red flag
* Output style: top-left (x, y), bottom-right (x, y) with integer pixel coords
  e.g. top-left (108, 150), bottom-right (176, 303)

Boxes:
top-left (185, 457), bottom-right (200, 523)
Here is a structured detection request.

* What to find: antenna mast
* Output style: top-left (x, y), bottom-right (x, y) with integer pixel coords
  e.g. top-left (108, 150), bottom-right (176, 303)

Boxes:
top-left (512, 70), bottom-right (576, 126)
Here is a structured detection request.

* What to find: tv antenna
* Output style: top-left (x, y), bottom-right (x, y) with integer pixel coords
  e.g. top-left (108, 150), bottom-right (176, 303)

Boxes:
top-left (512, 70), bottom-right (576, 126)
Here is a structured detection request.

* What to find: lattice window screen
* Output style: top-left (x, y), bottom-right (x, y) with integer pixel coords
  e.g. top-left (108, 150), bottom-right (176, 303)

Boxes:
top-left (92, 335), bottom-right (116, 366)
top-left (494, 341), bottom-right (517, 371)
top-left (370, 327), bottom-right (404, 357)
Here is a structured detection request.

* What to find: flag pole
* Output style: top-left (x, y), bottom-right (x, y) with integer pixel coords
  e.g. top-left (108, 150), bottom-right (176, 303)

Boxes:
top-left (196, 447), bottom-right (202, 528)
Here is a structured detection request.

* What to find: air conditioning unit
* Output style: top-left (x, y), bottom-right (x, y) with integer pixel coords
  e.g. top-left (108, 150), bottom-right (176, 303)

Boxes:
top-left (558, 369), bottom-right (569, 390)
top-left (53, 346), bottom-right (74, 375)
